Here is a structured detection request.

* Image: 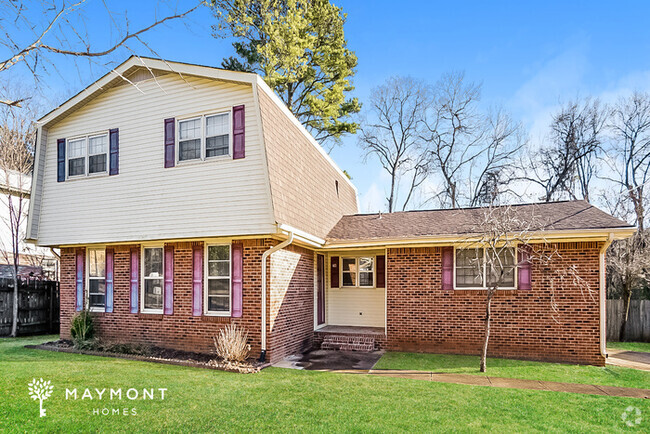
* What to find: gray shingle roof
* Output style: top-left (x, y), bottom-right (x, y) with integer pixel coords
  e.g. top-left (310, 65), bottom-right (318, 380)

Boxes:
top-left (326, 200), bottom-right (633, 242)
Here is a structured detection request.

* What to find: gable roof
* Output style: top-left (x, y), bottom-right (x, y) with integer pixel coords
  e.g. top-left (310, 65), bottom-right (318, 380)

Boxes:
top-left (326, 201), bottom-right (634, 245)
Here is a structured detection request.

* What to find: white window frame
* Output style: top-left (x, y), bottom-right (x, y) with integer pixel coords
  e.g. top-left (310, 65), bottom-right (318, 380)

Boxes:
top-left (176, 111), bottom-right (232, 164)
top-left (141, 245), bottom-right (165, 314)
top-left (340, 256), bottom-right (375, 288)
top-left (204, 243), bottom-right (232, 316)
top-left (453, 246), bottom-right (517, 290)
top-left (66, 131), bottom-right (109, 179)
top-left (86, 247), bottom-right (106, 312)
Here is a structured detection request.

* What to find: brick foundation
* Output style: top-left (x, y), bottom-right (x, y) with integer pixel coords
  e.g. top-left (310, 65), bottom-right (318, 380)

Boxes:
top-left (386, 242), bottom-right (605, 365)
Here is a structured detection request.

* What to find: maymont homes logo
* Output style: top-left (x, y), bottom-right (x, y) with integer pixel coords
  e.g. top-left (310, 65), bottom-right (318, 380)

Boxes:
top-left (27, 378), bottom-right (54, 417)
top-left (27, 378), bottom-right (168, 418)
top-left (622, 406), bottom-right (643, 428)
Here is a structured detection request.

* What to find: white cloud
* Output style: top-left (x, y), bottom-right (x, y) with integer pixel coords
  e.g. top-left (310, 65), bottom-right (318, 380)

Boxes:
top-left (359, 182), bottom-right (385, 213)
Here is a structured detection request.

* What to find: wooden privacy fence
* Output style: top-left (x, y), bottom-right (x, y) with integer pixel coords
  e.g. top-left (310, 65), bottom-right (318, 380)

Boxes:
top-left (0, 278), bottom-right (59, 336)
top-left (607, 299), bottom-right (650, 342)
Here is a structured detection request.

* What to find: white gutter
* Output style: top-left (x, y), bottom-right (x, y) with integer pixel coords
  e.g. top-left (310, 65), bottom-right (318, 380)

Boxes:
top-left (259, 231), bottom-right (294, 362)
top-left (599, 233), bottom-right (614, 360)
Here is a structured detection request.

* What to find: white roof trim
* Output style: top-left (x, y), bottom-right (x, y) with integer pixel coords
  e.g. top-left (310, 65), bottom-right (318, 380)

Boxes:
top-left (37, 56), bottom-right (258, 126)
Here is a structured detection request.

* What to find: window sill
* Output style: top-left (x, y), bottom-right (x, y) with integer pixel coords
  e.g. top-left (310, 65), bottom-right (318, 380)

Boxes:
top-left (174, 155), bottom-right (232, 168)
top-left (200, 315), bottom-right (231, 323)
top-left (65, 172), bottom-right (110, 182)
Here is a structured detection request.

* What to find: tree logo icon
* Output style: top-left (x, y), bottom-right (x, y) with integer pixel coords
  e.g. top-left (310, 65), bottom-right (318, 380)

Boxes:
top-left (28, 378), bottom-right (54, 417)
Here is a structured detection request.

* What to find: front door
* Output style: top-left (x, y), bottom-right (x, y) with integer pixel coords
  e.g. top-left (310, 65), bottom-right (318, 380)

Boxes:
top-left (317, 254), bottom-right (325, 325)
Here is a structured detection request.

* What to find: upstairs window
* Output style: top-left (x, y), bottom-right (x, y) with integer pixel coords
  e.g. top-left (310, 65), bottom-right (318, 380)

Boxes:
top-left (88, 134), bottom-right (108, 174)
top-left (66, 133), bottom-right (108, 177)
top-left (67, 138), bottom-right (86, 177)
top-left (205, 113), bottom-right (230, 157)
top-left (178, 118), bottom-right (201, 161)
top-left (177, 112), bottom-right (231, 162)
top-left (87, 248), bottom-right (106, 310)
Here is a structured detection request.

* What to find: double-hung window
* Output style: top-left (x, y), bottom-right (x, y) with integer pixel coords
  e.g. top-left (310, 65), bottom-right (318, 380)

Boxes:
top-left (455, 247), bottom-right (516, 289)
top-left (177, 112), bottom-right (230, 162)
top-left (206, 245), bottom-right (231, 315)
top-left (66, 132), bottom-right (109, 177)
top-left (341, 257), bottom-right (375, 288)
top-left (142, 247), bottom-right (164, 312)
top-left (178, 118), bottom-right (202, 161)
top-left (87, 248), bottom-right (106, 310)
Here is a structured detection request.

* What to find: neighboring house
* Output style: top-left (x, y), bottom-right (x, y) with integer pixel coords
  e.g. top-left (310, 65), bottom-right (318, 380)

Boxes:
top-left (1, 169), bottom-right (58, 280)
top-left (27, 57), bottom-right (634, 365)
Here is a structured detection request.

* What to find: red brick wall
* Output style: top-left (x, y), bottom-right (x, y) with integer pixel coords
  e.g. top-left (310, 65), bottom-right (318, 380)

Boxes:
top-left (268, 245), bottom-right (314, 362)
top-left (60, 238), bottom-right (315, 363)
top-left (386, 242), bottom-right (604, 365)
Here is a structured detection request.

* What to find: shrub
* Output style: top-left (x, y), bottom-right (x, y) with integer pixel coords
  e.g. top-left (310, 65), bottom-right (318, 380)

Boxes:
top-left (70, 310), bottom-right (94, 348)
top-left (213, 324), bottom-right (251, 363)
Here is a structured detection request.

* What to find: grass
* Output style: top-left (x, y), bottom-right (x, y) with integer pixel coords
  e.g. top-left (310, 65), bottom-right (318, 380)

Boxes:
top-left (374, 352), bottom-right (650, 389)
top-left (1, 336), bottom-right (649, 432)
top-left (608, 341), bottom-right (650, 353)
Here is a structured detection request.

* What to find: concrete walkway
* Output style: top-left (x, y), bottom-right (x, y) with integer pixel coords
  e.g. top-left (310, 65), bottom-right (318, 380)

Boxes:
top-left (607, 349), bottom-right (650, 372)
top-left (363, 369), bottom-right (650, 399)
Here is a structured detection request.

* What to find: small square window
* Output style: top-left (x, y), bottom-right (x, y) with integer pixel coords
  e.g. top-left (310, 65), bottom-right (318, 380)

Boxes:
top-left (205, 113), bottom-right (229, 157)
top-left (342, 258), bottom-right (357, 287)
top-left (179, 118), bottom-right (201, 161)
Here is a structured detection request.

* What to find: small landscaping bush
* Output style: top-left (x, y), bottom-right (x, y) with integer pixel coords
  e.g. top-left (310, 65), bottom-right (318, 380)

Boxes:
top-left (70, 310), bottom-right (94, 349)
top-left (213, 324), bottom-right (251, 363)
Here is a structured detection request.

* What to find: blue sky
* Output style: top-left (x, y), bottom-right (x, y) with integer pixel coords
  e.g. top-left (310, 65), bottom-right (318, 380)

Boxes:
top-left (8, 0), bottom-right (650, 212)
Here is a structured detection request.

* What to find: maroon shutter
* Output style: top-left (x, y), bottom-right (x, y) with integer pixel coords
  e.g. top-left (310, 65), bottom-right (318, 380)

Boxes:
top-left (164, 246), bottom-right (174, 314)
top-left (164, 118), bottom-right (175, 168)
top-left (75, 249), bottom-right (84, 311)
top-left (330, 256), bottom-right (340, 288)
top-left (518, 246), bottom-right (532, 290)
top-left (376, 255), bottom-right (386, 288)
top-left (192, 244), bottom-right (203, 316)
top-left (232, 105), bottom-right (245, 159)
top-left (317, 254), bottom-right (325, 325)
top-left (105, 249), bottom-right (114, 313)
top-left (57, 139), bottom-right (66, 182)
top-left (441, 247), bottom-right (453, 290)
top-left (130, 248), bottom-right (139, 313)
top-left (109, 128), bottom-right (119, 175)
top-left (231, 243), bottom-right (243, 317)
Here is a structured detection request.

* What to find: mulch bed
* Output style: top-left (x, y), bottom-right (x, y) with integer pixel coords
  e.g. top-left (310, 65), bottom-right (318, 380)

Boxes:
top-left (26, 340), bottom-right (269, 374)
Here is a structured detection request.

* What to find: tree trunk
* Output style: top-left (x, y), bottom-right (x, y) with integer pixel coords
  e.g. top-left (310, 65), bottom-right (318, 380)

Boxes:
top-left (619, 280), bottom-right (632, 342)
top-left (480, 287), bottom-right (495, 372)
top-left (10, 270), bottom-right (18, 337)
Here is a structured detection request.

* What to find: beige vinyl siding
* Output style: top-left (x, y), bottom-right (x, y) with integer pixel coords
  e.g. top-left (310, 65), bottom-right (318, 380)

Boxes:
top-left (325, 252), bottom-right (386, 328)
top-left (27, 127), bottom-right (48, 240)
top-left (258, 89), bottom-right (358, 239)
top-left (37, 72), bottom-right (275, 246)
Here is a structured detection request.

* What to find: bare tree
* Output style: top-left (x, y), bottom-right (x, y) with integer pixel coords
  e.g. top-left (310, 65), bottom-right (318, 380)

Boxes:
top-left (461, 205), bottom-right (592, 372)
top-left (468, 109), bottom-right (525, 206)
top-left (358, 76), bottom-right (429, 212)
top-left (422, 73), bottom-right (523, 208)
top-left (608, 92), bottom-right (650, 231)
top-left (0, 0), bottom-right (205, 107)
top-left (0, 104), bottom-right (35, 337)
top-left (522, 98), bottom-right (607, 202)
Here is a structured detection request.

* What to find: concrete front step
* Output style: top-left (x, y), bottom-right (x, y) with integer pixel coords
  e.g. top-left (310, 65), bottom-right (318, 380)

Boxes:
top-left (320, 335), bottom-right (376, 352)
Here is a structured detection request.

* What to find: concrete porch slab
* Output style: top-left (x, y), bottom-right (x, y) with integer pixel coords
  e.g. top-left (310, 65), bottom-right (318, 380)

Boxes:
top-left (274, 349), bottom-right (384, 371)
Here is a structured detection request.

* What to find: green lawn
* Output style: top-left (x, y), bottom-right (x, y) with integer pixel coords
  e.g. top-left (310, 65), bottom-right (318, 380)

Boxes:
top-left (374, 352), bottom-right (650, 389)
top-left (608, 341), bottom-right (650, 353)
top-left (1, 336), bottom-right (649, 432)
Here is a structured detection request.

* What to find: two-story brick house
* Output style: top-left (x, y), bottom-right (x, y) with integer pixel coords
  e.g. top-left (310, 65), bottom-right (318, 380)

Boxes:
top-left (27, 56), bottom-right (634, 365)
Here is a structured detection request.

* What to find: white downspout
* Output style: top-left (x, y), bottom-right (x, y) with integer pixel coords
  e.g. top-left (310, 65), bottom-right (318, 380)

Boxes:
top-left (599, 233), bottom-right (614, 360)
top-left (259, 232), bottom-right (294, 362)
